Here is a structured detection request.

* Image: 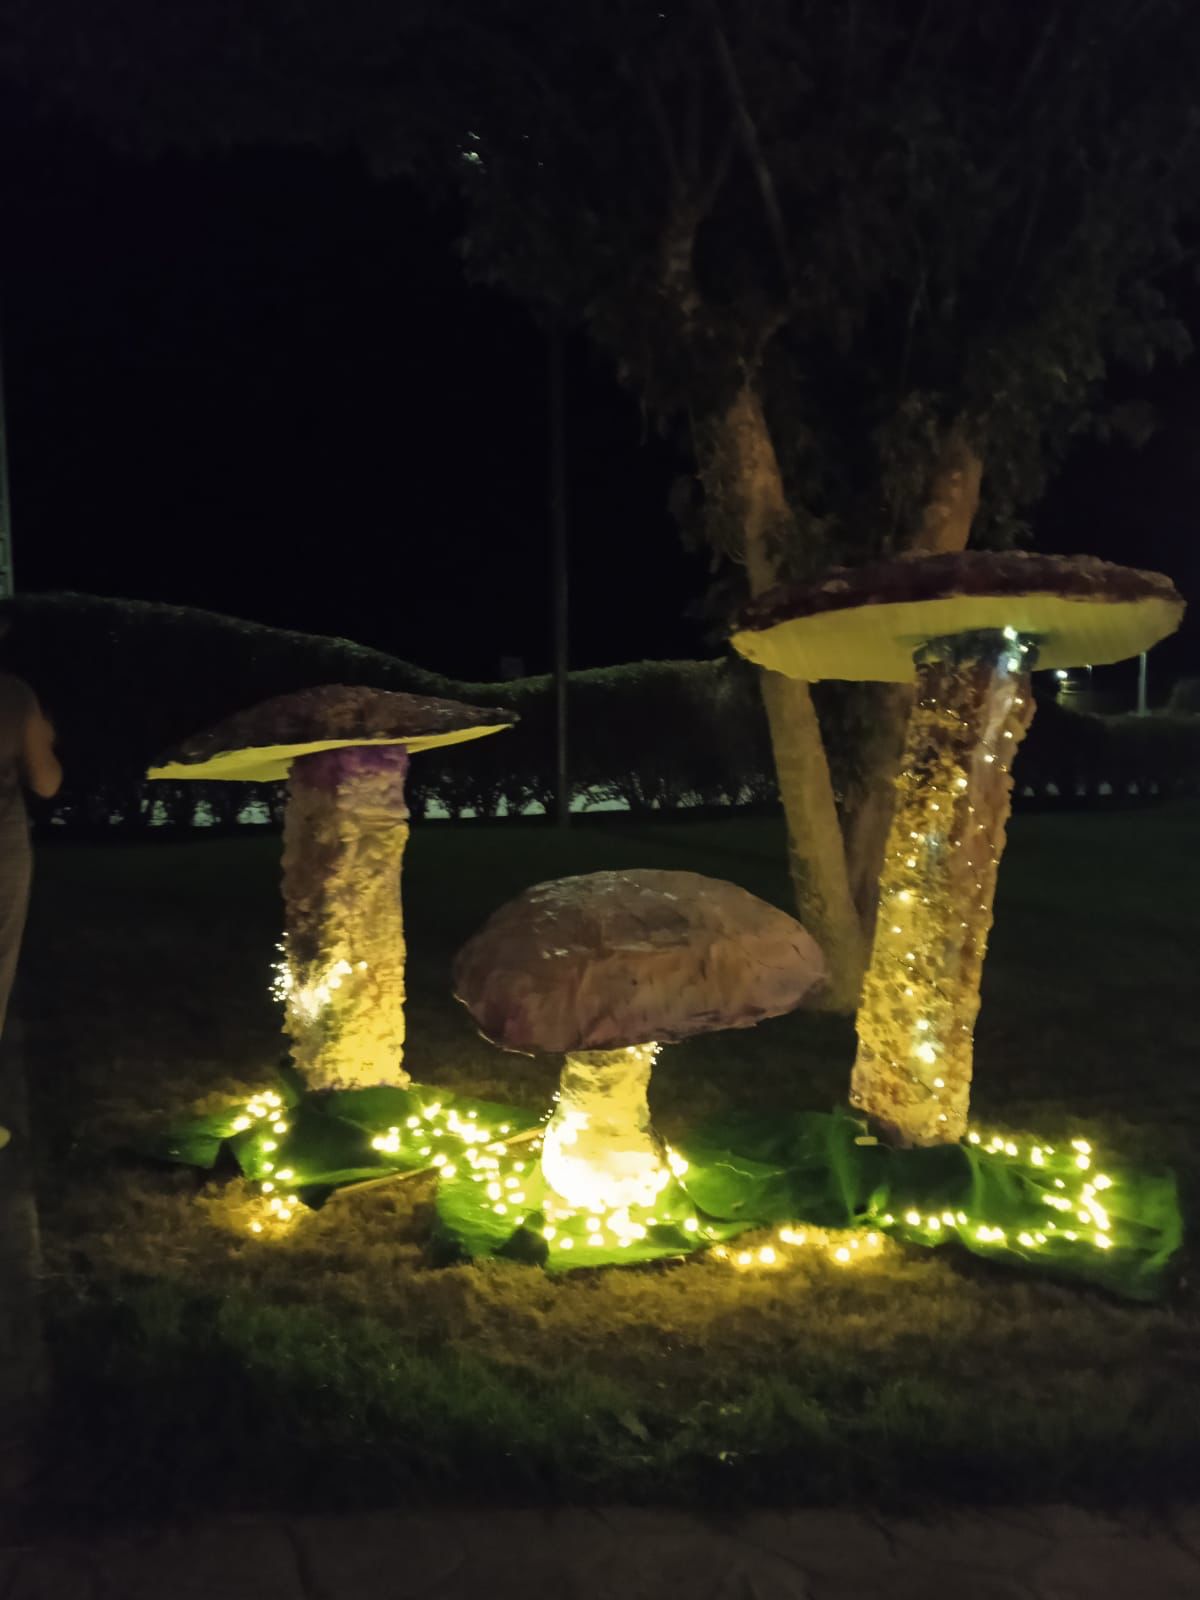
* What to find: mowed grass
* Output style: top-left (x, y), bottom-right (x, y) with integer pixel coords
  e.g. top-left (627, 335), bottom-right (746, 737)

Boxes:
top-left (18, 807), bottom-right (1200, 1524)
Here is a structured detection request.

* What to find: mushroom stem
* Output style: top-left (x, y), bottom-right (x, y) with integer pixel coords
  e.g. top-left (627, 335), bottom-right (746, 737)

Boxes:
top-left (281, 745), bottom-right (411, 1090)
top-left (541, 1043), bottom-right (668, 1211)
top-left (850, 630), bottom-right (1036, 1146)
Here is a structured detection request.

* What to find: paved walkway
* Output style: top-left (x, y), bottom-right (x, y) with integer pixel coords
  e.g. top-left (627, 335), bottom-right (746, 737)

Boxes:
top-left (3, 1505), bottom-right (1200, 1599)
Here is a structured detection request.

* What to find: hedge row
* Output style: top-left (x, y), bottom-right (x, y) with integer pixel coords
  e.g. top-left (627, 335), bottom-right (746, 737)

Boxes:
top-left (4, 593), bottom-right (1199, 834)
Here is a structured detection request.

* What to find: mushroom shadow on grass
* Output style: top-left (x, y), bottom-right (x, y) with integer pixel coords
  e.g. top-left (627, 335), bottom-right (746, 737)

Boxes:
top-left (149, 684), bottom-right (514, 1091)
top-left (453, 868), bottom-right (827, 1213)
top-left (732, 551), bottom-right (1184, 1147)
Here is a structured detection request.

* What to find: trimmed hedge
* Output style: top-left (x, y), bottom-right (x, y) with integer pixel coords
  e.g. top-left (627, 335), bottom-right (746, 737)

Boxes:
top-left (1, 594), bottom-right (780, 832)
top-left (3, 593), bottom-right (1196, 835)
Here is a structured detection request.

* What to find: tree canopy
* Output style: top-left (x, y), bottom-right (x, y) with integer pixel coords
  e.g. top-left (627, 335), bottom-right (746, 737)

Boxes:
top-left (8, 0), bottom-right (1197, 584)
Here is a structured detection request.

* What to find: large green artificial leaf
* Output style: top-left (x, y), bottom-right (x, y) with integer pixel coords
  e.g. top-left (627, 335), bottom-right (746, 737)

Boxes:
top-left (141, 1084), bottom-right (1182, 1301)
top-left (677, 1111), bottom-right (1183, 1304)
top-left (137, 1077), bottom-right (543, 1208)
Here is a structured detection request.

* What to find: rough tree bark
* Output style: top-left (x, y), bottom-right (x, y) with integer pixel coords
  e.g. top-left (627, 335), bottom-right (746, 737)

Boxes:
top-left (711, 384), bottom-right (867, 1011)
top-left (842, 425), bottom-right (985, 943)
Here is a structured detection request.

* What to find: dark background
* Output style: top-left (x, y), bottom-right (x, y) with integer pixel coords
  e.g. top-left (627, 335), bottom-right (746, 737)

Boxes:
top-left (2, 108), bottom-right (1198, 691)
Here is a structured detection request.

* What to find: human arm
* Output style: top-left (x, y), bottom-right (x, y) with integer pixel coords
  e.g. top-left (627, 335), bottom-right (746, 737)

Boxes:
top-left (22, 699), bottom-right (63, 799)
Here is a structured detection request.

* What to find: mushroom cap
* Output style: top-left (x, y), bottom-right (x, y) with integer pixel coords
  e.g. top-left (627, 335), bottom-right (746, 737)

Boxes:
top-left (731, 551), bottom-right (1184, 683)
top-left (453, 868), bottom-right (827, 1054)
top-left (148, 683), bottom-right (515, 782)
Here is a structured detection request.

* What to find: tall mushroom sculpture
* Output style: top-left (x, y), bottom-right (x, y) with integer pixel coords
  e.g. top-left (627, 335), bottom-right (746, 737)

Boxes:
top-left (453, 869), bottom-right (826, 1211)
top-left (150, 684), bottom-right (514, 1091)
top-left (732, 552), bottom-right (1184, 1147)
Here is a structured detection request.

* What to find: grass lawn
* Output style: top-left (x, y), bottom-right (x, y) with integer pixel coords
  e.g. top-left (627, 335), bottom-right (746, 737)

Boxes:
top-left (18, 806), bottom-right (1200, 1524)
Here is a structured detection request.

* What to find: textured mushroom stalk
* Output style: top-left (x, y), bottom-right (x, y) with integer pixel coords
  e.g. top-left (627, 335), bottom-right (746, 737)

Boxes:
top-left (541, 1043), bottom-right (668, 1211)
top-left (281, 746), bottom-right (411, 1090)
top-left (851, 631), bottom-right (1035, 1146)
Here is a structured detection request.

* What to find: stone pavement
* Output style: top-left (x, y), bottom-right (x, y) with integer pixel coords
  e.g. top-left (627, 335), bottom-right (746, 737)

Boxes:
top-left (3, 1505), bottom-right (1200, 1599)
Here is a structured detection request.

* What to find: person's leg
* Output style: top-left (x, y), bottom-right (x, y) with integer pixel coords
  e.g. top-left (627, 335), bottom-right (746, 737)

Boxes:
top-left (0, 831), bottom-right (32, 1146)
top-left (0, 833), bottom-right (31, 1034)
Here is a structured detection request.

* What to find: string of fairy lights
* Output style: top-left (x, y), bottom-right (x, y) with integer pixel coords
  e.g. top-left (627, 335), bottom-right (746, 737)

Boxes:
top-left (232, 1092), bottom-right (1124, 1278)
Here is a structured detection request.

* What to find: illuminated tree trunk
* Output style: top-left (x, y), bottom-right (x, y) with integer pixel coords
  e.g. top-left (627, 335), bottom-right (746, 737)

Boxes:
top-left (714, 384), bottom-right (867, 1011)
top-left (850, 632), bottom-right (1034, 1145)
top-left (281, 746), bottom-right (411, 1090)
top-left (541, 1043), bottom-right (666, 1211)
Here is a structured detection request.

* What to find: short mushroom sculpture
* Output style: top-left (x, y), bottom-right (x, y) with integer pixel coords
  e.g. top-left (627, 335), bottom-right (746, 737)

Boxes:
top-left (150, 684), bottom-right (514, 1091)
top-left (732, 551), bottom-right (1184, 1146)
top-left (453, 868), bottom-right (826, 1211)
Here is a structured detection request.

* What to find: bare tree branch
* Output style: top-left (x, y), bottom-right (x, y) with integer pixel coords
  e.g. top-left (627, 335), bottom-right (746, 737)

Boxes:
top-left (639, 64), bottom-right (684, 196)
top-left (704, 0), bottom-right (794, 289)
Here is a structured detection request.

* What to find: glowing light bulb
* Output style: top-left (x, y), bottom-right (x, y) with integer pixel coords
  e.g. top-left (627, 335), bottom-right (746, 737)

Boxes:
top-left (758, 1246), bottom-right (776, 1265)
top-left (833, 1246), bottom-right (850, 1263)
top-left (683, 1218), bottom-right (698, 1234)
top-left (904, 1210), bottom-right (921, 1227)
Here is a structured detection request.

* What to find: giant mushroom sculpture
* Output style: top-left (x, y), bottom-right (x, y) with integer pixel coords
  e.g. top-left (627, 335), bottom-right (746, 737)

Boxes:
top-left (453, 868), bottom-right (826, 1212)
top-left (150, 684), bottom-right (514, 1091)
top-left (732, 551), bottom-right (1184, 1146)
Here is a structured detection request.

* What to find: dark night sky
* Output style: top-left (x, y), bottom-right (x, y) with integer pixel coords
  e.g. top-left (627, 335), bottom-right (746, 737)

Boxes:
top-left (3, 104), bottom-right (1199, 690)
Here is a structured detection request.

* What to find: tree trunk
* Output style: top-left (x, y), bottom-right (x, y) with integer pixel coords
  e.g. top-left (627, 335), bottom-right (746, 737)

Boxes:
top-left (841, 425), bottom-right (984, 945)
top-left (713, 384), bottom-right (866, 1011)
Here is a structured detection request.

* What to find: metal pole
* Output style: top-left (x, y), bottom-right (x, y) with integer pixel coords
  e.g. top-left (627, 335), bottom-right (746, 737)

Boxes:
top-left (548, 324), bottom-right (570, 827)
top-left (0, 318), bottom-right (14, 598)
top-left (1137, 651), bottom-right (1148, 716)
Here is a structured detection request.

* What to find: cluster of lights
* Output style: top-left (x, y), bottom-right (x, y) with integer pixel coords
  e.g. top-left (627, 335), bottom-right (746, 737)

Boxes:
top-left (367, 1101), bottom-right (519, 1184)
top-left (269, 947), bottom-right (370, 1024)
top-left (915, 1131), bottom-right (1118, 1256)
top-left (547, 1172), bottom-right (701, 1253)
top-left (852, 627), bottom-right (1035, 1146)
top-left (711, 1227), bottom-right (887, 1271)
top-left (228, 1089), bottom-right (304, 1236)
top-left (234, 1085), bottom-right (535, 1241)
